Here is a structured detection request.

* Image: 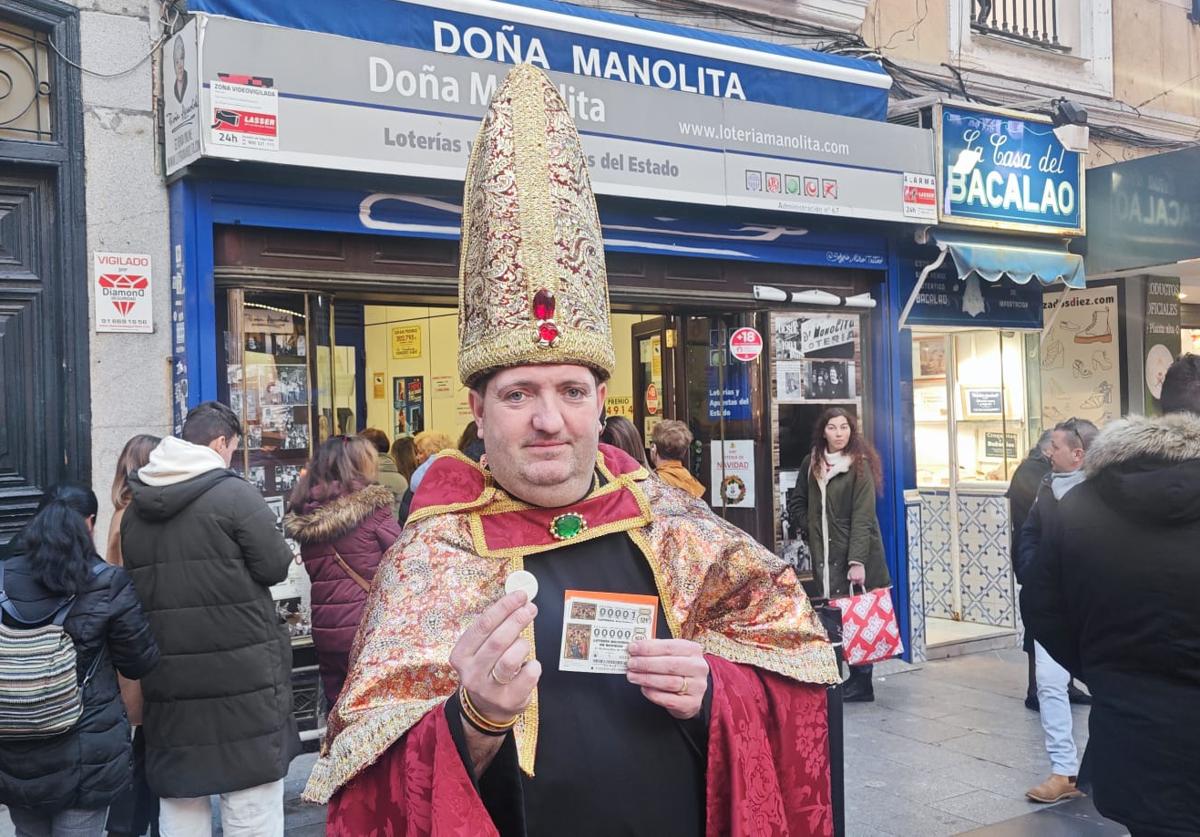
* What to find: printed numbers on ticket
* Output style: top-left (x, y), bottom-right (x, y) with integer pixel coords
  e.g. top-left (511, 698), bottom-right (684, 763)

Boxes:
top-left (559, 590), bottom-right (659, 674)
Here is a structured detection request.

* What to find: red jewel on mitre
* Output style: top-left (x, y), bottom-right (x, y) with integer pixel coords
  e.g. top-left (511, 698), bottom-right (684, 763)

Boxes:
top-left (533, 289), bottom-right (560, 348)
top-left (533, 289), bottom-right (555, 320)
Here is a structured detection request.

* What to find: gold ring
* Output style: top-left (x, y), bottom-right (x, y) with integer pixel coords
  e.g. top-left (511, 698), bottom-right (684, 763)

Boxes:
top-left (676, 676), bottom-right (689, 696)
top-left (489, 665), bottom-right (516, 686)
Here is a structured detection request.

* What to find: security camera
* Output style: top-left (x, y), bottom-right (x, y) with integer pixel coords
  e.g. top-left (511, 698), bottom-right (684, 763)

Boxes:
top-left (1052, 99), bottom-right (1088, 127)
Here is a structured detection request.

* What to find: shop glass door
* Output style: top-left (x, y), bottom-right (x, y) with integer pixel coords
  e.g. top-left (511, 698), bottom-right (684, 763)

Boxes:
top-left (912, 328), bottom-right (1040, 628)
top-left (631, 317), bottom-right (675, 452)
top-left (681, 313), bottom-right (765, 539)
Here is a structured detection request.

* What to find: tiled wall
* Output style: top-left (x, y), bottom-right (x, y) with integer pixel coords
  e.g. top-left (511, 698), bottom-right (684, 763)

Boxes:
top-left (905, 498), bottom-right (927, 663)
top-left (919, 492), bottom-right (954, 620)
top-left (956, 494), bottom-right (1016, 626)
top-left (914, 490), bottom-right (1017, 630)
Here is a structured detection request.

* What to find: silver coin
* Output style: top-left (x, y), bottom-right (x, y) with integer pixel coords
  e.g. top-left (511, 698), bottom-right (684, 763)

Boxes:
top-left (504, 570), bottom-right (538, 602)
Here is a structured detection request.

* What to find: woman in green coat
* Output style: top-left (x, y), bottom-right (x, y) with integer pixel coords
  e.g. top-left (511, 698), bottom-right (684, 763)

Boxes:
top-left (787, 407), bottom-right (890, 701)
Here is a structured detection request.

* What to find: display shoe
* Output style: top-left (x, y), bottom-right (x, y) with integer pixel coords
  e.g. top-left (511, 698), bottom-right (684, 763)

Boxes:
top-left (1041, 339), bottom-right (1064, 370)
top-left (1078, 380), bottom-right (1114, 409)
top-left (1026, 774), bottom-right (1084, 803)
top-left (1092, 350), bottom-right (1112, 371)
top-left (1072, 360), bottom-right (1093, 379)
top-left (1047, 379), bottom-right (1069, 402)
top-left (1044, 405), bottom-right (1066, 421)
top-left (1075, 308), bottom-right (1113, 344)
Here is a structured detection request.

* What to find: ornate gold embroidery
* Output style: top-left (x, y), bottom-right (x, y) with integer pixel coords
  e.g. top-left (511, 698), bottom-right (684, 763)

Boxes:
top-left (304, 461), bottom-right (837, 804)
top-left (456, 65), bottom-right (615, 386)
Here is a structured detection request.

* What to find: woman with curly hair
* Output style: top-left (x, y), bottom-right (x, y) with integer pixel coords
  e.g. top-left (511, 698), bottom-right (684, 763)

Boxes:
top-left (787, 407), bottom-right (889, 702)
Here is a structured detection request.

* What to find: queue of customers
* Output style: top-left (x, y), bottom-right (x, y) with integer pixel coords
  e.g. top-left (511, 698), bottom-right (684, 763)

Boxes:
top-left (0, 404), bottom-right (715, 835)
top-left (10, 354), bottom-right (1197, 837)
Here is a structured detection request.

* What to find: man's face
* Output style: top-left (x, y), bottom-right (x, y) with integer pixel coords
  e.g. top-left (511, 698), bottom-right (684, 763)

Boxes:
top-left (1047, 429), bottom-right (1084, 473)
top-left (470, 364), bottom-right (605, 507)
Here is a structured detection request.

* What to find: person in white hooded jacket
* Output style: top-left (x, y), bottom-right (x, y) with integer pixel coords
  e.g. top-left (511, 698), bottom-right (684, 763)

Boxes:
top-left (121, 401), bottom-right (300, 837)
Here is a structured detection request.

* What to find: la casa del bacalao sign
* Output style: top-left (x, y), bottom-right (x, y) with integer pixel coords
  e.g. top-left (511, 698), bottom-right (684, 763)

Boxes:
top-left (936, 102), bottom-right (1084, 237)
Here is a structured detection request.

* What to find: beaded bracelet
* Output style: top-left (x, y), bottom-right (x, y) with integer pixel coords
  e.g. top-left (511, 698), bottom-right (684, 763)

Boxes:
top-left (459, 686), bottom-right (517, 737)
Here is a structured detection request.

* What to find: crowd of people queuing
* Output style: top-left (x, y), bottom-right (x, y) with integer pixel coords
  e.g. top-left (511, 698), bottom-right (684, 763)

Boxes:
top-left (0, 392), bottom-right (717, 835)
top-left (1, 350), bottom-right (1198, 835)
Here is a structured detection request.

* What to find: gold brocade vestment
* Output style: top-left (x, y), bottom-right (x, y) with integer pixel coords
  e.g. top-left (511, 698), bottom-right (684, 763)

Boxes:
top-left (304, 447), bottom-right (838, 803)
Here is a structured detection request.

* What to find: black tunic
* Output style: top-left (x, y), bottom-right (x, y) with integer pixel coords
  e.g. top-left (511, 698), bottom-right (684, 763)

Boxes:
top-left (447, 531), bottom-right (708, 837)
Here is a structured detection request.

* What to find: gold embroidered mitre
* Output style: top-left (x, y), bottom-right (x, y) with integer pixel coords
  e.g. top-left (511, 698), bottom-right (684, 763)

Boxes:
top-left (457, 64), bottom-right (615, 387)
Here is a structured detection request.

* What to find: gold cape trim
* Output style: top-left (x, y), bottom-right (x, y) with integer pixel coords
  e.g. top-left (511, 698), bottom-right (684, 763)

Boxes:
top-left (303, 466), bottom-right (838, 804)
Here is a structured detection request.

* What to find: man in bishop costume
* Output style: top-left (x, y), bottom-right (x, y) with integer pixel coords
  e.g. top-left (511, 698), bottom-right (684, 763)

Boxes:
top-left (305, 64), bottom-right (841, 835)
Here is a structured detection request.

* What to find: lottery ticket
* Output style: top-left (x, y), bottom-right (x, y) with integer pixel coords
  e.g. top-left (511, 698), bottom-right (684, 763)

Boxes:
top-left (558, 590), bottom-right (658, 674)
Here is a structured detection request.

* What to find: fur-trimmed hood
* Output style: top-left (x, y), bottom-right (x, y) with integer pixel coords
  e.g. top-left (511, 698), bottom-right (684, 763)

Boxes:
top-left (284, 484), bottom-right (394, 544)
top-left (1085, 413), bottom-right (1200, 476)
top-left (1083, 412), bottom-right (1200, 524)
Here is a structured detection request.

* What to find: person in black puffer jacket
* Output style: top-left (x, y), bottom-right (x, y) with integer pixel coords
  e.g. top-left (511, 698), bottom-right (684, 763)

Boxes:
top-left (1023, 356), bottom-right (1200, 836)
top-left (0, 484), bottom-right (159, 835)
top-left (121, 402), bottom-right (299, 834)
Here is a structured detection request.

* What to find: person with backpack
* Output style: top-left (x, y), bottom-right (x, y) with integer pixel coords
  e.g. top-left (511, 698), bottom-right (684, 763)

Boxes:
top-left (0, 484), bottom-right (159, 836)
top-left (284, 436), bottom-right (402, 708)
top-left (122, 401), bottom-right (300, 836)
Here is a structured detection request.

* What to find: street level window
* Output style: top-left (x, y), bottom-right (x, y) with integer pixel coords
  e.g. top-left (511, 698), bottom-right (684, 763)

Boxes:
top-left (0, 21), bottom-right (53, 142)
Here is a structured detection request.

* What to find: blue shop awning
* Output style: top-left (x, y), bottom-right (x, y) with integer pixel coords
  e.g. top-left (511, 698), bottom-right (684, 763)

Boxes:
top-left (931, 230), bottom-right (1086, 289)
top-left (898, 230), bottom-right (1086, 330)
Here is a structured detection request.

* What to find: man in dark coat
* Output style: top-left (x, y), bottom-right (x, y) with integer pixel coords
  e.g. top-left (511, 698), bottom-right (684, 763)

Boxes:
top-left (122, 401), bottom-right (300, 835)
top-left (1023, 354), bottom-right (1200, 836)
top-left (1006, 431), bottom-right (1051, 709)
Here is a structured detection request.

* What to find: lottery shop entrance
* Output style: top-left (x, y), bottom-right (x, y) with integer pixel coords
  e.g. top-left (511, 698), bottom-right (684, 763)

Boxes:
top-left (212, 224), bottom-right (884, 641)
top-left (215, 285), bottom-right (773, 546)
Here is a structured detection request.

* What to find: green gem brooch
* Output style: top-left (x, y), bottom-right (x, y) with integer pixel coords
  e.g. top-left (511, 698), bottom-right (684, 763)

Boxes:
top-left (549, 512), bottom-right (587, 540)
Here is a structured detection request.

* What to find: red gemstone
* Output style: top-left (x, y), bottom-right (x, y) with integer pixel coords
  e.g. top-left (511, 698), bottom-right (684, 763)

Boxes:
top-left (538, 321), bottom-right (560, 345)
top-left (533, 289), bottom-right (556, 321)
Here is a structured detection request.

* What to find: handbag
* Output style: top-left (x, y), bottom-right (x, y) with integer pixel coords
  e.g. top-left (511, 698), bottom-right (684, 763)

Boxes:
top-left (332, 548), bottom-right (372, 594)
top-left (827, 584), bottom-right (903, 666)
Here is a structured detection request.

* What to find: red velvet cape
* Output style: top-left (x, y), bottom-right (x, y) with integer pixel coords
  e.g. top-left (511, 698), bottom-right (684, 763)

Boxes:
top-left (326, 655), bottom-right (832, 836)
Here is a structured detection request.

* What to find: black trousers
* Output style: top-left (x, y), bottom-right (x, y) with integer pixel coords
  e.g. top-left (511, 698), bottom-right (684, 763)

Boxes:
top-left (105, 726), bottom-right (159, 837)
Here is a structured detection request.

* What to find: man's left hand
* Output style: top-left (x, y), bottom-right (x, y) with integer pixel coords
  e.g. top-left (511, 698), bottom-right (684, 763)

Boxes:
top-left (625, 639), bottom-right (709, 720)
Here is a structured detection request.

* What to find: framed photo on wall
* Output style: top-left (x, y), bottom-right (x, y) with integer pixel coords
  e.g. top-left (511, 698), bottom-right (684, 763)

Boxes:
top-left (915, 336), bottom-right (947, 379)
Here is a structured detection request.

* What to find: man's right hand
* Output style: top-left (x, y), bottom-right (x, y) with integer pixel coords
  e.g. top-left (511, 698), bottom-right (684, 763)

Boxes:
top-left (450, 591), bottom-right (542, 723)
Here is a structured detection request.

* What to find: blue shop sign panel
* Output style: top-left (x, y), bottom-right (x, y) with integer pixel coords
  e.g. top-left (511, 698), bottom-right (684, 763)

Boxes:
top-left (936, 103), bottom-right (1084, 237)
top-left (903, 260), bottom-right (1043, 329)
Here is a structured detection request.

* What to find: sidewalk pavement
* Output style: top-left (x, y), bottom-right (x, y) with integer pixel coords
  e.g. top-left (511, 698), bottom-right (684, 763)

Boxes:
top-left (0, 648), bottom-right (1127, 836)
top-left (845, 648), bottom-right (1126, 836)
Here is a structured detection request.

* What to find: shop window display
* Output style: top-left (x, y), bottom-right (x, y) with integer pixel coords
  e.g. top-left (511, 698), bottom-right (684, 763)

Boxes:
top-left (219, 289), bottom-right (324, 643)
top-left (772, 311), bottom-right (867, 577)
top-left (1040, 284), bottom-right (1122, 427)
top-left (912, 330), bottom-right (1039, 487)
